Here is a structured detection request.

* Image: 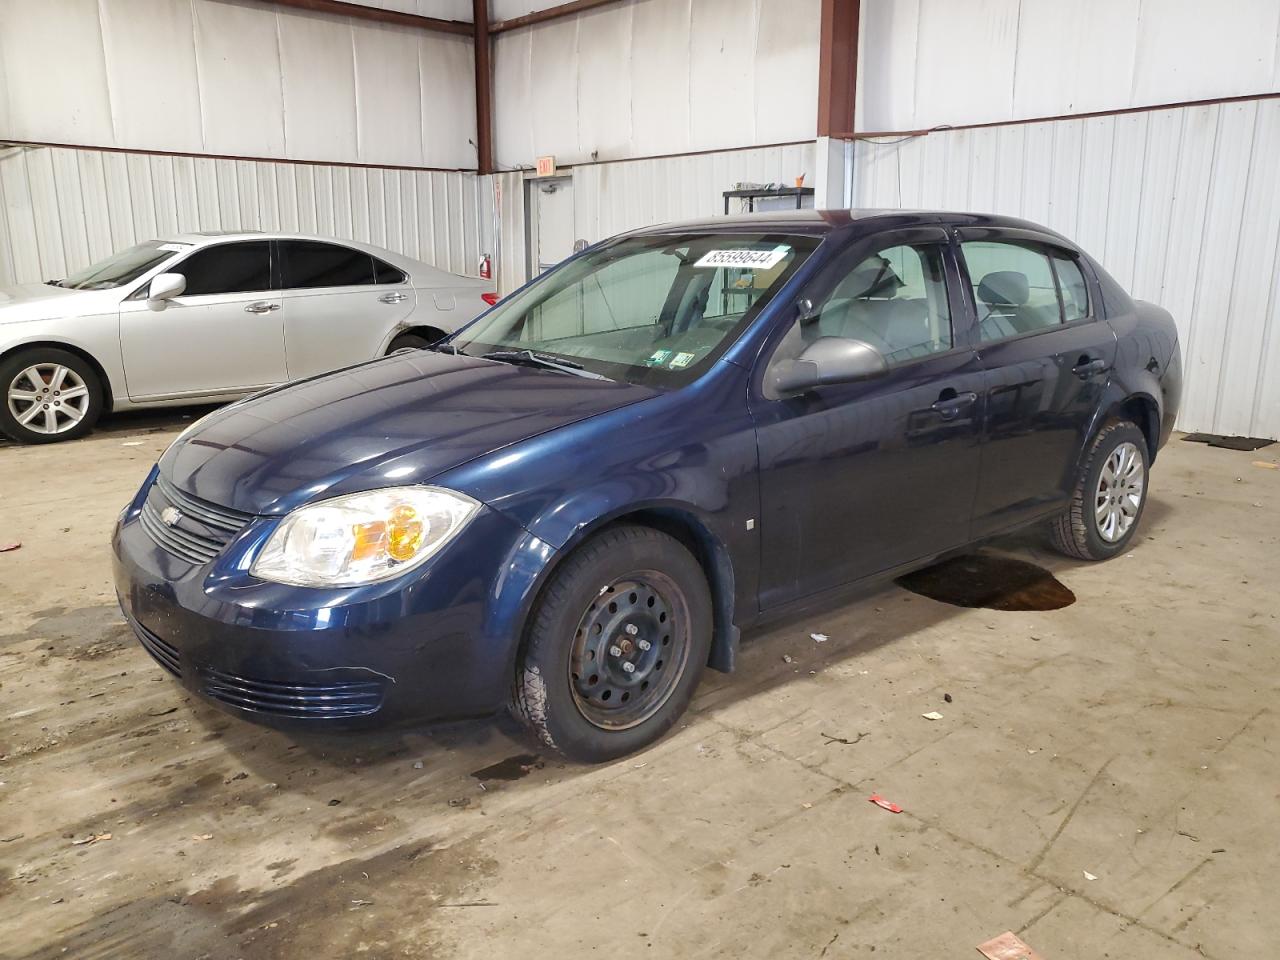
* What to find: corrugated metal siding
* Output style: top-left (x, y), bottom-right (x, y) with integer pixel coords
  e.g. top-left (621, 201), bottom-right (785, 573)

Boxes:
top-left (491, 142), bottom-right (814, 292)
top-left (0, 145), bottom-right (492, 286)
top-left (852, 99), bottom-right (1280, 440)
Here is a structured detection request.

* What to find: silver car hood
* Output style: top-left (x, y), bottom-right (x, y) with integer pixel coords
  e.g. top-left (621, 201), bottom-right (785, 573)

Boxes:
top-left (0, 284), bottom-right (119, 324)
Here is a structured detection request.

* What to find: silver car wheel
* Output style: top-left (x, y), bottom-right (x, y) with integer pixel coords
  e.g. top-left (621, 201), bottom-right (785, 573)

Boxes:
top-left (6, 363), bottom-right (91, 436)
top-left (1094, 440), bottom-right (1145, 543)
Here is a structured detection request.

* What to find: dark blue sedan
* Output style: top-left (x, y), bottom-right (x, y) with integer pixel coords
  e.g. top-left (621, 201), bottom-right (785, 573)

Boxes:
top-left (113, 210), bottom-right (1182, 762)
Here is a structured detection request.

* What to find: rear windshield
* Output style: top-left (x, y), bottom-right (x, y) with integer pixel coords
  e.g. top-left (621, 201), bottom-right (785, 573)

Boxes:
top-left (52, 241), bottom-right (183, 290)
top-left (451, 232), bottom-right (819, 387)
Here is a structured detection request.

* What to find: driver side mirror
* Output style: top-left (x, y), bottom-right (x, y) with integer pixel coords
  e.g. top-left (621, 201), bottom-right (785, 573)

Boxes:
top-left (771, 336), bottom-right (889, 394)
top-left (147, 272), bottom-right (186, 305)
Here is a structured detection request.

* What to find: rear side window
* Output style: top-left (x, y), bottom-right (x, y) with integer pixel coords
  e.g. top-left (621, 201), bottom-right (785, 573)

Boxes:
top-left (1051, 252), bottom-right (1090, 321)
top-left (175, 242), bottom-right (272, 296)
top-left (280, 240), bottom-right (375, 288)
top-left (373, 256), bottom-right (407, 284)
top-left (961, 241), bottom-right (1062, 342)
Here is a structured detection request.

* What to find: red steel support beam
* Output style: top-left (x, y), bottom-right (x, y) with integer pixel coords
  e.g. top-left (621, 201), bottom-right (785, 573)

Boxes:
top-left (490, 0), bottom-right (625, 34)
top-left (816, 0), bottom-right (860, 138)
top-left (260, 0), bottom-right (472, 35)
top-left (474, 0), bottom-right (495, 174)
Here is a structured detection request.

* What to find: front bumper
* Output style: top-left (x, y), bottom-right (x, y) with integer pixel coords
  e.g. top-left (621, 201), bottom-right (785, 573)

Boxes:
top-left (112, 471), bottom-right (555, 728)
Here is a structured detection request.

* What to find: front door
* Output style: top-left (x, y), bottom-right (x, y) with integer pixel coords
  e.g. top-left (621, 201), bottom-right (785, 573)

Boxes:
top-left (957, 231), bottom-right (1118, 536)
top-left (119, 240), bottom-right (287, 399)
top-left (750, 230), bottom-right (986, 610)
top-left (529, 177), bottom-right (576, 275)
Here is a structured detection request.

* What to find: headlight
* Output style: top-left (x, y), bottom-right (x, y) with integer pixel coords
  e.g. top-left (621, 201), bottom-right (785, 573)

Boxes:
top-left (250, 486), bottom-right (480, 587)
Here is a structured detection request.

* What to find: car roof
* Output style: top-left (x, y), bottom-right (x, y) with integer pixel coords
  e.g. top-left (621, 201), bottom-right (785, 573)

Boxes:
top-left (624, 208), bottom-right (1073, 243)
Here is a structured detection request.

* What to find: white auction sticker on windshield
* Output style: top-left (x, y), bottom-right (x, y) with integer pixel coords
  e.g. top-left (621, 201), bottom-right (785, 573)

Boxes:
top-left (158, 243), bottom-right (190, 252)
top-left (694, 245), bottom-right (790, 270)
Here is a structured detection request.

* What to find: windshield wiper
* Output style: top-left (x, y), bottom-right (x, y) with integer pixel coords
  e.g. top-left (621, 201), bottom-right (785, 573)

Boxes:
top-left (482, 350), bottom-right (610, 380)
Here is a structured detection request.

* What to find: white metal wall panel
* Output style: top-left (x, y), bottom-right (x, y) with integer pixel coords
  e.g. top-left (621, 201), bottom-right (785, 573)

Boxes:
top-left (857, 0), bottom-right (1280, 132)
top-left (852, 99), bottom-right (1280, 439)
top-left (492, 142), bottom-right (814, 292)
top-left (492, 0), bottom-right (820, 167)
top-left (0, 0), bottom-right (477, 170)
top-left (0, 145), bottom-right (492, 288)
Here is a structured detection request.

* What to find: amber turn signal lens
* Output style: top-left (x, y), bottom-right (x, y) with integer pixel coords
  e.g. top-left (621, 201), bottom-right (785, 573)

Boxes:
top-left (386, 505), bottom-right (425, 562)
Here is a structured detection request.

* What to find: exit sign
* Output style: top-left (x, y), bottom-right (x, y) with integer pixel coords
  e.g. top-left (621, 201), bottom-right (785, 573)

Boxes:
top-left (536, 155), bottom-right (557, 177)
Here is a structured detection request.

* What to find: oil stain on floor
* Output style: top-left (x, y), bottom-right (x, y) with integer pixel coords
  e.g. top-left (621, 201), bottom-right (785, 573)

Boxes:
top-left (470, 754), bottom-right (544, 782)
top-left (895, 553), bottom-right (1076, 611)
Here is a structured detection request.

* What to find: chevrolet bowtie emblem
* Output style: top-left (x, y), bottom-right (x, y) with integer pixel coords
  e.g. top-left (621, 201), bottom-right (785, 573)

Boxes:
top-left (160, 506), bottom-right (182, 527)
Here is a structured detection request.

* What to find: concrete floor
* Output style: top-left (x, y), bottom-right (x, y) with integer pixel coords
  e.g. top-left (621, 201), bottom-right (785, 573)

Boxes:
top-left (1, 411), bottom-right (1277, 960)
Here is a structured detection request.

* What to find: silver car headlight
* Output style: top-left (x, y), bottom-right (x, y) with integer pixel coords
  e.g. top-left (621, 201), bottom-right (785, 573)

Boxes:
top-left (250, 487), bottom-right (480, 587)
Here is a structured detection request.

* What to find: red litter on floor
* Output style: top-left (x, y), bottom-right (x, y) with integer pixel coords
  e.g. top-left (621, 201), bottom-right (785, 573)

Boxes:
top-left (977, 931), bottom-right (1046, 960)
top-left (868, 794), bottom-right (903, 813)
top-left (0, 542), bottom-right (20, 553)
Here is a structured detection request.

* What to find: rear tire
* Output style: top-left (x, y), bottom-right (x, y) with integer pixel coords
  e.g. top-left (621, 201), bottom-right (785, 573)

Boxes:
top-left (510, 525), bottom-right (712, 763)
top-left (387, 330), bottom-right (442, 353)
top-left (0, 347), bottom-right (103, 444)
top-left (1050, 420), bottom-right (1149, 560)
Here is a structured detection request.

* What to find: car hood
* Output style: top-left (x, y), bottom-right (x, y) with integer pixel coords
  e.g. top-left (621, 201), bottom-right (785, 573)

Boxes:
top-left (0, 283), bottom-right (114, 323)
top-left (161, 350), bottom-right (659, 516)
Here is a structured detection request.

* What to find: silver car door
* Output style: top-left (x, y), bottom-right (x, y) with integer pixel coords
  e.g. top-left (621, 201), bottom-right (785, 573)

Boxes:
top-left (277, 240), bottom-right (416, 378)
top-left (118, 240), bottom-right (286, 399)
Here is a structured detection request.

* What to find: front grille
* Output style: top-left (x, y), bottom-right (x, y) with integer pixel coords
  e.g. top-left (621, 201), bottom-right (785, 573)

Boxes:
top-left (129, 618), bottom-right (181, 678)
top-left (139, 476), bottom-right (253, 564)
top-left (203, 668), bottom-right (385, 719)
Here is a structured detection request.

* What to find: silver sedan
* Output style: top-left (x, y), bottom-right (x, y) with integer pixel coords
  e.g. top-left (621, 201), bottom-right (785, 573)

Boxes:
top-left (0, 233), bottom-right (496, 443)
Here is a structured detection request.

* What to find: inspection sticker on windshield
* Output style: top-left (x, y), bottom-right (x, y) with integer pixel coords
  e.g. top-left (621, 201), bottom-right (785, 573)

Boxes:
top-left (646, 349), bottom-right (672, 366)
top-left (158, 243), bottom-right (190, 252)
top-left (669, 352), bottom-right (696, 369)
top-left (694, 245), bottom-right (790, 270)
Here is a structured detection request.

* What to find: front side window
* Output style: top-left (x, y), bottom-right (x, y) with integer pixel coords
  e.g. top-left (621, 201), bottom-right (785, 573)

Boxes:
top-left (962, 240), bottom-right (1065, 342)
top-left (770, 243), bottom-right (953, 374)
top-left (53, 241), bottom-right (183, 290)
top-left (175, 242), bottom-right (272, 297)
top-left (451, 232), bottom-right (818, 387)
top-left (280, 240), bottom-right (375, 289)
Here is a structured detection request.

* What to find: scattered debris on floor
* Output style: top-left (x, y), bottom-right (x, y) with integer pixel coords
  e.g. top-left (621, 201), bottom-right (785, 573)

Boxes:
top-left (977, 931), bottom-right (1047, 960)
top-left (868, 794), bottom-right (903, 813)
top-left (0, 541), bottom-right (20, 553)
top-left (71, 833), bottom-right (111, 846)
top-left (944, 693), bottom-right (953, 702)
top-left (810, 632), bottom-right (829, 643)
top-left (470, 754), bottom-right (543, 782)
top-left (1083, 870), bottom-right (1098, 881)
top-left (1253, 460), bottom-right (1278, 469)
top-left (922, 711), bottom-right (944, 721)
top-left (820, 731), bottom-right (867, 746)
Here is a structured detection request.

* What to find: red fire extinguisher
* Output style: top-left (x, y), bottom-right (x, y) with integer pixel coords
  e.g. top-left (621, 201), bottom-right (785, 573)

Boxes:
top-left (478, 254), bottom-right (492, 281)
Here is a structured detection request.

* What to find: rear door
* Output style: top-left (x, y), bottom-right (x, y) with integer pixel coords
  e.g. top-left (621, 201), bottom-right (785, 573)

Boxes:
top-left (276, 240), bottom-right (417, 378)
top-left (119, 240), bottom-right (286, 399)
top-left (957, 229), bottom-right (1118, 535)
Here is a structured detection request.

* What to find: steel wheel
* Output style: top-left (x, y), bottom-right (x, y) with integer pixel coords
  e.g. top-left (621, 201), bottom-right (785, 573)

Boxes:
top-left (1095, 440), bottom-right (1145, 542)
top-left (568, 572), bottom-right (691, 731)
top-left (6, 363), bottom-right (91, 436)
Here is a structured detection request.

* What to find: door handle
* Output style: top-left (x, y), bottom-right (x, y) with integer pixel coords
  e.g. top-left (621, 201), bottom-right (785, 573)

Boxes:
top-left (1072, 357), bottom-right (1108, 379)
top-left (378, 292), bottom-right (409, 304)
top-left (930, 390), bottom-right (978, 421)
top-left (244, 301), bottom-right (280, 314)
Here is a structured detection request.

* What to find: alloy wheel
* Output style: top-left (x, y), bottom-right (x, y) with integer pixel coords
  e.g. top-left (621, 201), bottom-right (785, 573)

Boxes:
top-left (1095, 440), bottom-right (1145, 542)
top-left (6, 363), bottom-right (91, 436)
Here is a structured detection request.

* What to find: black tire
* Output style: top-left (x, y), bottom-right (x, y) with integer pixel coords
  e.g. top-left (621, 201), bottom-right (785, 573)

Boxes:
top-left (510, 525), bottom-right (713, 763)
top-left (1050, 420), bottom-right (1149, 561)
top-left (386, 331), bottom-right (439, 353)
top-left (0, 347), bottom-right (103, 444)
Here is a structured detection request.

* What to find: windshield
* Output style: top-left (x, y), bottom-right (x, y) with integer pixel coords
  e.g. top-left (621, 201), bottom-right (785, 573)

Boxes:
top-left (450, 232), bottom-right (819, 386)
top-left (52, 241), bottom-right (183, 290)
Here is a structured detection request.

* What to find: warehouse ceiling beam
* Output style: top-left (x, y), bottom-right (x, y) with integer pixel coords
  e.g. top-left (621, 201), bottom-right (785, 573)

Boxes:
top-left (259, 0), bottom-right (473, 36)
top-left (490, 0), bottom-right (625, 34)
top-left (816, 0), bottom-right (860, 138)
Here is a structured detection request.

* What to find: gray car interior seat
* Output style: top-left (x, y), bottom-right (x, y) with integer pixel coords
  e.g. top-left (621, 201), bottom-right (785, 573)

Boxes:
top-left (814, 256), bottom-right (936, 359)
top-left (976, 270), bottom-right (1059, 340)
